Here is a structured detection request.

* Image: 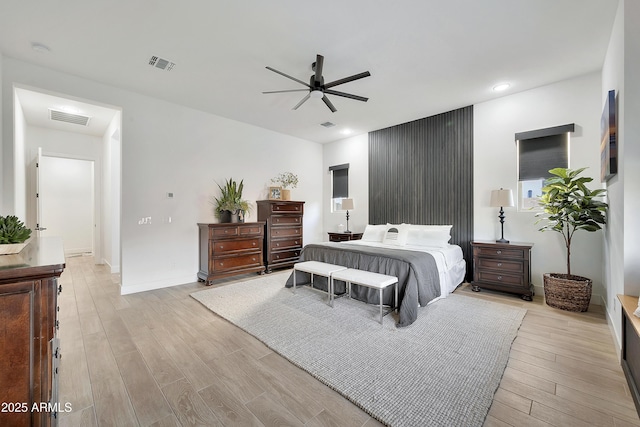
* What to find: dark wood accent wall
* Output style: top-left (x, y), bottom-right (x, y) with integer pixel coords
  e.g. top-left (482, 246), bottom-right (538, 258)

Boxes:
top-left (368, 105), bottom-right (474, 279)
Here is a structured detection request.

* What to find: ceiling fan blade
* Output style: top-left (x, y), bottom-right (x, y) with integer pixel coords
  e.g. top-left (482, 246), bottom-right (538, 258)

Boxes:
top-left (322, 95), bottom-right (337, 113)
top-left (324, 89), bottom-right (369, 102)
top-left (314, 54), bottom-right (324, 85)
top-left (292, 93), bottom-right (311, 110)
top-left (262, 89), bottom-right (311, 94)
top-left (324, 71), bottom-right (371, 89)
top-left (266, 66), bottom-right (311, 88)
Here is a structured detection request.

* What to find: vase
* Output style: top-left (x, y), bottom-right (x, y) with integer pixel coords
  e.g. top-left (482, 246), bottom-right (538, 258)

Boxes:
top-left (281, 189), bottom-right (291, 201)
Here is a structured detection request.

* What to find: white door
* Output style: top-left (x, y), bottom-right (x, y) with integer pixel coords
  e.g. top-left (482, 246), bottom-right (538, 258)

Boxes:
top-left (37, 155), bottom-right (95, 256)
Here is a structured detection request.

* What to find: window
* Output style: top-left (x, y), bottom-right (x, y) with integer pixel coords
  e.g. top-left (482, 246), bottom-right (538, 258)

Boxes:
top-left (516, 124), bottom-right (574, 210)
top-left (329, 163), bottom-right (349, 212)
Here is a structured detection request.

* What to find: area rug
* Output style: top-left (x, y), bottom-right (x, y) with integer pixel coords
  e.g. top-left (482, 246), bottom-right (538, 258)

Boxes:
top-left (191, 272), bottom-right (526, 427)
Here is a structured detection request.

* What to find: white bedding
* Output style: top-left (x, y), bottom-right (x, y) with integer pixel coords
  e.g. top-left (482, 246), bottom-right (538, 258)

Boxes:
top-left (317, 240), bottom-right (466, 302)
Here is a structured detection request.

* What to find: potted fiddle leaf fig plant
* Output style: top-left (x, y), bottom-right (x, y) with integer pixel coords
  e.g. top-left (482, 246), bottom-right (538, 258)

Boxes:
top-left (213, 178), bottom-right (250, 223)
top-left (0, 215), bottom-right (32, 255)
top-left (535, 167), bottom-right (608, 312)
top-left (271, 172), bottom-right (298, 201)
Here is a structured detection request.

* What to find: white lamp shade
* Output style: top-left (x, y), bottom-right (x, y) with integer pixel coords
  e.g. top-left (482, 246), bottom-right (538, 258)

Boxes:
top-left (490, 189), bottom-right (514, 207)
top-left (342, 198), bottom-right (354, 210)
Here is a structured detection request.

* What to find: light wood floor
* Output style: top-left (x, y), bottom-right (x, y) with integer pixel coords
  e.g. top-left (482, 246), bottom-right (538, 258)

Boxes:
top-left (57, 256), bottom-right (640, 427)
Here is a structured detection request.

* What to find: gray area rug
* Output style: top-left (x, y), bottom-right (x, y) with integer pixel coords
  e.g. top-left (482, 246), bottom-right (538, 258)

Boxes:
top-left (191, 272), bottom-right (526, 427)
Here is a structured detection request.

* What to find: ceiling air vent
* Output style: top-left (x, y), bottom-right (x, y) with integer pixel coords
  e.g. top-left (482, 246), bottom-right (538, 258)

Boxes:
top-left (49, 109), bottom-right (91, 126)
top-left (320, 122), bottom-right (336, 128)
top-left (149, 55), bottom-right (175, 71)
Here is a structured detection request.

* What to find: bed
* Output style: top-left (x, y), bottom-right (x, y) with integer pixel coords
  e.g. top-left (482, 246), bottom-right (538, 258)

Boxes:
top-left (285, 224), bottom-right (467, 327)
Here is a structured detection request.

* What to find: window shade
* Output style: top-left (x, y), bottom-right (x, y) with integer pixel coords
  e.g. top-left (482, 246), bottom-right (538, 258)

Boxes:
top-left (332, 168), bottom-right (349, 198)
top-left (518, 134), bottom-right (568, 180)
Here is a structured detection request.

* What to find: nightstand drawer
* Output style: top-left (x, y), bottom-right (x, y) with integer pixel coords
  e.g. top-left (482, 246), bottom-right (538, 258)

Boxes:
top-left (476, 270), bottom-right (524, 287)
top-left (476, 258), bottom-right (524, 274)
top-left (270, 249), bottom-right (301, 263)
top-left (476, 247), bottom-right (525, 259)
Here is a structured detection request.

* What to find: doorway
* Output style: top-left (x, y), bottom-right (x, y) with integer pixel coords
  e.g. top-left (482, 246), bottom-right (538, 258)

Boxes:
top-left (38, 155), bottom-right (95, 256)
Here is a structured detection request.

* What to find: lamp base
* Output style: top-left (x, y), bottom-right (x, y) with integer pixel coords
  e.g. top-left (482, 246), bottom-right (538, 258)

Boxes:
top-left (495, 238), bottom-right (509, 244)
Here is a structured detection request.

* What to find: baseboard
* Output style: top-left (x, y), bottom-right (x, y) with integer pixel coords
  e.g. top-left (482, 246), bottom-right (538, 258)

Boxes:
top-left (120, 274), bottom-right (197, 295)
top-left (102, 258), bottom-right (120, 274)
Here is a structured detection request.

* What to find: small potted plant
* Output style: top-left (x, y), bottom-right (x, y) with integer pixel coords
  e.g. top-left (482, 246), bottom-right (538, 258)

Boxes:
top-left (0, 215), bottom-right (32, 255)
top-left (213, 178), bottom-right (250, 223)
top-left (535, 167), bottom-right (608, 312)
top-left (271, 172), bottom-right (298, 201)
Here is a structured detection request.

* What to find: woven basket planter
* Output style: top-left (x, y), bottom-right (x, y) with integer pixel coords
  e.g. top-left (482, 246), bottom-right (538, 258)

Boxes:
top-left (543, 273), bottom-right (592, 312)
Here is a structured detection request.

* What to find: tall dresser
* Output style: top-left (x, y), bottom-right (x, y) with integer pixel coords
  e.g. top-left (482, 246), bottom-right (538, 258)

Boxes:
top-left (257, 200), bottom-right (304, 273)
top-left (0, 237), bottom-right (65, 427)
top-left (197, 222), bottom-right (265, 284)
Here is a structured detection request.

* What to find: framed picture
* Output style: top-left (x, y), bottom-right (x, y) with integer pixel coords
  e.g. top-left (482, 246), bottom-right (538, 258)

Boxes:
top-left (600, 89), bottom-right (617, 182)
top-left (268, 186), bottom-right (282, 200)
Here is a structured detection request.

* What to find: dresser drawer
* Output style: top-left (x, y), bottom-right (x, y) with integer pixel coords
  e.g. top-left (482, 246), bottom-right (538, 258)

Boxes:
top-left (476, 270), bottom-right (524, 287)
top-left (211, 253), bottom-right (262, 272)
top-left (270, 202), bottom-right (304, 214)
top-left (271, 226), bottom-right (302, 238)
top-left (476, 258), bottom-right (524, 274)
top-left (239, 224), bottom-right (263, 236)
top-left (271, 215), bottom-right (302, 226)
top-left (270, 237), bottom-right (302, 251)
top-left (213, 238), bottom-right (261, 254)
top-left (270, 249), bottom-right (301, 263)
top-left (476, 247), bottom-right (525, 259)
top-left (211, 226), bottom-right (238, 238)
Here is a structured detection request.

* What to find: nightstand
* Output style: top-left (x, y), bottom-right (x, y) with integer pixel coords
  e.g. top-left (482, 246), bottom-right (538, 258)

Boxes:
top-left (328, 232), bottom-right (363, 242)
top-left (471, 241), bottom-right (534, 301)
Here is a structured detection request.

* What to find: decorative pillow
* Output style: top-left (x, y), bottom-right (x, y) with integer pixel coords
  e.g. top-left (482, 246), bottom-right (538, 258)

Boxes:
top-left (406, 225), bottom-right (453, 248)
top-left (361, 224), bottom-right (387, 242)
top-left (635, 297), bottom-right (640, 318)
top-left (382, 225), bottom-right (408, 246)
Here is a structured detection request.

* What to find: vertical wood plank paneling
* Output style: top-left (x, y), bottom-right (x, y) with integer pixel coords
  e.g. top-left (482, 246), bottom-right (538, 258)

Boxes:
top-left (368, 106), bottom-right (474, 279)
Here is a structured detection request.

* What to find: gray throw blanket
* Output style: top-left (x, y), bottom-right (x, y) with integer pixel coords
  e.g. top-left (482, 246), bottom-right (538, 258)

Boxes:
top-left (285, 243), bottom-right (440, 327)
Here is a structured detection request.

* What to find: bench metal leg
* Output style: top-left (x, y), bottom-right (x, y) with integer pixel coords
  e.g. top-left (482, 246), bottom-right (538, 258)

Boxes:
top-left (379, 288), bottom-right (384, 324)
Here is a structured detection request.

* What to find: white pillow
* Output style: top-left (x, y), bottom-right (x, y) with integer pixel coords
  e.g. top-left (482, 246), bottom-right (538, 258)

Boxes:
top-left (634, 297), bottom-right (640, 318)
top-left (382, 225), bottom-right (408, 246)
top-left (361, 224), bottom-right (387, 242)
top-left (406, 225), bottom-right (453, 248)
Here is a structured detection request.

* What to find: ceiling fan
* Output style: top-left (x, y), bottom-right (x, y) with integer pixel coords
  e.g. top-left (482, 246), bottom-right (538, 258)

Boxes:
top-left (263, 54), bottom-right (371, 113)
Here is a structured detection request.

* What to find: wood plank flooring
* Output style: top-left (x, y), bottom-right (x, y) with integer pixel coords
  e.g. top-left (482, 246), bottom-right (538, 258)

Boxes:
top-left (57, 256), bottom-right (640, 426)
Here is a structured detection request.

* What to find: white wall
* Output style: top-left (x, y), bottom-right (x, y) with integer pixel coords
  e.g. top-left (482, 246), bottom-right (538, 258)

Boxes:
top-left (602, 0), bottom-right (640, 347)
top-left (102, 112), bottom-right (122, 273)
top-left (13, 91), bottom-right (26, 220)
top-left (2, 57), bottom-right (323, 294)
top-left (322, 133), bottom-right (368, 237)
top-left (474, 72), bottom-right (604, 300)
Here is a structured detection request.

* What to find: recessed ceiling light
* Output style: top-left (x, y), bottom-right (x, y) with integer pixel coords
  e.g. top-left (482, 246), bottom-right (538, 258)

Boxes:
top-left (493, 83), bottom-right (510, 92)
top-left (340, 129), bottom-right (353, 135)
top-left (31, 42), bottom-right (50, 53)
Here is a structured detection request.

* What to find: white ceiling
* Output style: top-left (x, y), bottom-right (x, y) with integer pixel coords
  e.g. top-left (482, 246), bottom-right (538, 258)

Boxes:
top-left (0, 0), bottom-right (619, 143)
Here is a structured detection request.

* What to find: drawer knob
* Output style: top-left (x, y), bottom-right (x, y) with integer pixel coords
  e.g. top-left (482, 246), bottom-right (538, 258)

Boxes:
top-left (276, 255), bottom-right (280, 259)
top-left (220, 245), bottom-right (224, 249)
top-left (496, 250), bottom-right (502, 254)
top-left (252, 257), bottom-right (256, 261)
top-left (219, 262), bottom-right (224, 266)
top-left (276, 243), bottom-right (280, 247)
top-left (497, 276), bottom-right (503, 280)
top-left (224, 230), bottom-right (229, 233)
top-left (252, 242), bottom-right (256, 246)
top-left (497, 263), bottom-right (502, 267)
top-left (295, 241), bottom-right (299, 245)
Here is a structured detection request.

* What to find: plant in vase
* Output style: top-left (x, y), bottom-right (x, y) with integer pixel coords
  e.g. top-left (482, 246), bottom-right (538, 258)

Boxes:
top-left (0, 215), bottom-right (32, 255)
top-left (271, 172), bottom-right (298, 201)
top-left (535, 167), bottom-right (608, 312)
top-left (213, 178), bottom-right (250, 223)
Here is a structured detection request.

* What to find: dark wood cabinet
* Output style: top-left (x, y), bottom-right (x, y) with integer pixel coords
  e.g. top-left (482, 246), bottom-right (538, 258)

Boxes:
top-left (197, 222), bottom-right (265, 284)
top-left (257, 200), bottom-right (304, 273)
top-left (328, 232), bottom-right (363, 242)
top-left (0, 237), bottom-right (65, 427)
top-left (471, 241), bottom-right (534, 301)
top-left (619, 294), bottom-right (640, 416)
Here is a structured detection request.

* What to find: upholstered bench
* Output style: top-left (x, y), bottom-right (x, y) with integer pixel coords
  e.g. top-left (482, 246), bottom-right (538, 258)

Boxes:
top-left (292, 261), bottom-right (347, 305)
top-left (331, 268), bottom-right (398, 324)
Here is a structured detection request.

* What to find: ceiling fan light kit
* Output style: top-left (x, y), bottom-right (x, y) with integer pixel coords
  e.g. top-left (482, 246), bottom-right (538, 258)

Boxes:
top-left (263, 54), bottom-right (371, 112)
